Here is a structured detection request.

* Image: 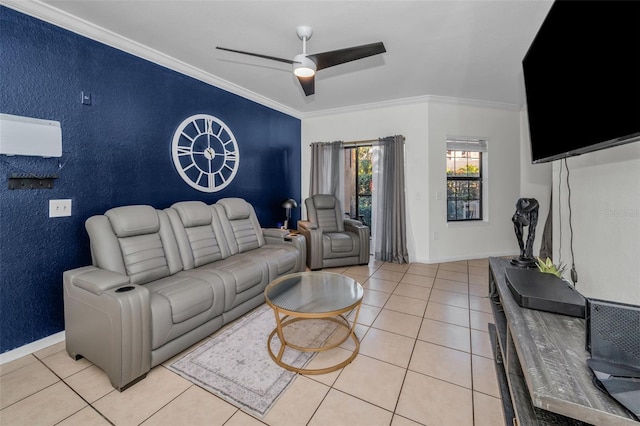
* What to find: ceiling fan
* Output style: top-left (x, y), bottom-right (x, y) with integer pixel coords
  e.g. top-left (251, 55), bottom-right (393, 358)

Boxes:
top-left (216, 26), bottom-right (386, 96)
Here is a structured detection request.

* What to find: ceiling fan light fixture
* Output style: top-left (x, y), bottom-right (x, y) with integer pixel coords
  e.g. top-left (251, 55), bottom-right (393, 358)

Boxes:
top-left (293, 54), bottom-right (316, 77)
top-left (218, 26), bottom-right (385, 97)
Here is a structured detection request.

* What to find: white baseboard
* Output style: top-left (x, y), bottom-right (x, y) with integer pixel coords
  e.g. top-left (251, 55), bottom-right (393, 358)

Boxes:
top-left (413, 251), bottom-right (517, 265)
top-left (0, 331), bottom-right (65, 365)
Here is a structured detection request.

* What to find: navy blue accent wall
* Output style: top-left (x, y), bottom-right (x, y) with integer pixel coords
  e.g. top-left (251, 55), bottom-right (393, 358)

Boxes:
top-left (0, 7), bottom-right (301, 353)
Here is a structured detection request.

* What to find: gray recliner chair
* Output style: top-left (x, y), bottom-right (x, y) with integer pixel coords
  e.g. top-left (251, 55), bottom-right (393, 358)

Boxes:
top-left (298, 194), bottom-right (370, 270)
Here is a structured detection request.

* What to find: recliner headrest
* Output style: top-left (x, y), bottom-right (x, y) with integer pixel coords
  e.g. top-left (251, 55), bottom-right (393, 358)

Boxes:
top-left (171, 201), bottom-right (212, 227)
top-left (105, 205), bottom-right (159, 238)
top-left (313, 194), bottom-right (337, 209)
top-left (217, 198), bottom-right (251, 220)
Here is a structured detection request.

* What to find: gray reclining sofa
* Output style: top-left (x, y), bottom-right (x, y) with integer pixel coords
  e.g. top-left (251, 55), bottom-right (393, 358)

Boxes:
top-left (63, 198), bottom-right (305, 391)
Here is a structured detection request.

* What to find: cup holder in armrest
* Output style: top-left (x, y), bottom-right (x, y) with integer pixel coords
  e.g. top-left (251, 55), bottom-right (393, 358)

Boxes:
top-left (115, 286), bottom-right (135, 293)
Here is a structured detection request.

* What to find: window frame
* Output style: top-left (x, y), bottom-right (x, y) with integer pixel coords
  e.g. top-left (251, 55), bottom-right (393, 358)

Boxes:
top-left (344, 145), bottom-right (373, 226)
top-left (446, 138), bottom-right (487, 222)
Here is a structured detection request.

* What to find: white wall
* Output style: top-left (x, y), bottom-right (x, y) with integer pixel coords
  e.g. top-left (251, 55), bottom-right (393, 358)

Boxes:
top-left (302, 100), bottom-right (429, 262)
top-left (305, 98), bottom-right (640, 305)
top-left (519, 111), bottom-right (552, 257)
top-left (302, 97), bottom-right (525, 263)
top-left (552, 142), bottom-right (640, 305)
top-left (427, 101), bottom-right (522, 262)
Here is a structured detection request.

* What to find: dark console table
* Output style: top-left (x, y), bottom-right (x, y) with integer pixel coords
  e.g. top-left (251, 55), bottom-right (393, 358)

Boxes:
top-left (488, 257), bottom-right (637, 425)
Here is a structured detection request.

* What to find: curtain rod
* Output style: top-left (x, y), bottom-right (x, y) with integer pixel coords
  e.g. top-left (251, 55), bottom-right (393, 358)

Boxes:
top-left (310, 136), bottom-right (405, 147)
top-left (343, 139), bottom-right (378, 146)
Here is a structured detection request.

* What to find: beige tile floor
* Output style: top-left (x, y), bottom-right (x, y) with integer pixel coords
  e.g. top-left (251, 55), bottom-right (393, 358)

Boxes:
top-left (0, 259), bottom-right (506, 426)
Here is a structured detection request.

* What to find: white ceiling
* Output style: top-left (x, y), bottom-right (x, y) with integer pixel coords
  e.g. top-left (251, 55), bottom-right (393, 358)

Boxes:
top-left (7, 0), bottom-right (553, 116)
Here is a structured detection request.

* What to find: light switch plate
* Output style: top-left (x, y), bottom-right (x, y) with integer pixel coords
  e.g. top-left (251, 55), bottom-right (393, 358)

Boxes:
top-left (49, 199), bottom-right (72, 217)
top-left (81, 91), bottom-right (91, 105)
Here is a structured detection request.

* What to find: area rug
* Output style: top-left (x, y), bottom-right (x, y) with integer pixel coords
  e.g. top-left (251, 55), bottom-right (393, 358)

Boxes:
top-left (168, 304), bottom-right (339, 419)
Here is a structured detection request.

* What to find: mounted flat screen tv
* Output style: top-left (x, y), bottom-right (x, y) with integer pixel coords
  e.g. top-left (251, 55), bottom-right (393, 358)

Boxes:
top-left (523, 0), bottom-right (640, 164)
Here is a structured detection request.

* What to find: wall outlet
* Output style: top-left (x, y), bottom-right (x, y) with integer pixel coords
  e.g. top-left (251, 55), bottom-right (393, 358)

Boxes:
top-left (49, 199), bottom-right (72, 217)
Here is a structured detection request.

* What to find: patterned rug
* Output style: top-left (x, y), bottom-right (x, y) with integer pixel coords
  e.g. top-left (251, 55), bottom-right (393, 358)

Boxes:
top-left (168, 304), bottom-right (338, 419)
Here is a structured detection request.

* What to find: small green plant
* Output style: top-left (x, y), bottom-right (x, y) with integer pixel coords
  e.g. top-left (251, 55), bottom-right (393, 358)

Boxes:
top-left (536, 257), bottom-right (566, 278)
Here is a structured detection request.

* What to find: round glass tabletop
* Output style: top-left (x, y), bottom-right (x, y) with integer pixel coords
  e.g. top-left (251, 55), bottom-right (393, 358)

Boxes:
top-left (265, 272), bottom-right (364, 314)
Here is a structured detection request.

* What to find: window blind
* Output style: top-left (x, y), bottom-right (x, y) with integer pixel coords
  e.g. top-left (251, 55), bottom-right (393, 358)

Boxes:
top-left (446, 138), bottom-right (488, 152)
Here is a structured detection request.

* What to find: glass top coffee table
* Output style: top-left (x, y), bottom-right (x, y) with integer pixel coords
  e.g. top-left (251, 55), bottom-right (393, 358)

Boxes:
top-left (264, 271), bottom-right (364, 374)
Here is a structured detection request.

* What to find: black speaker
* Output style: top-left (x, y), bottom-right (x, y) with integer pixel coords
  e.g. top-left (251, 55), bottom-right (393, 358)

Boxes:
top-left (586, 298), bottom-right (640, 369)
top-left (586, 298), bottom-right (640, 419)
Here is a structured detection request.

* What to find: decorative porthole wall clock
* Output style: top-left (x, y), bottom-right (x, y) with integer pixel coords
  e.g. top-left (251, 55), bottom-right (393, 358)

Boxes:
top-left (171, 114), bottom-right (240, 192)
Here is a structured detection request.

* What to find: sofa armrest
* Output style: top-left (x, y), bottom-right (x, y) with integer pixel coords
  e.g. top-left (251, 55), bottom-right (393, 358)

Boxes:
top-left (344, 218), bottom-right (365, 229)
top-left (67, 267), bottom-right (131, 295)
top-left (344, 219), bottom-right (371, 265)
top-left (262, 228), bottom-right (290, 244)
top-left (297, 220), bottom-right (323, 270)
top-left (297, 220), bottom-right (317, 230)
top-left (63, 265), bottom-right (151, 391)
top-left (262, 228), bottom-right (307, 272)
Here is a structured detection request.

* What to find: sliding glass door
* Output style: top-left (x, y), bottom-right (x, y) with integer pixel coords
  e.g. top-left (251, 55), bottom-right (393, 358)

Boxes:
top-left (343, 146), bottom-right (373, 227)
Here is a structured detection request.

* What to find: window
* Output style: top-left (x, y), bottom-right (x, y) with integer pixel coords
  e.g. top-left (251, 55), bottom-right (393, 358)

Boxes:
top-left (446, 138), bottom-right (487, 221)
top-left (344, 146), bottom-right (373, 226)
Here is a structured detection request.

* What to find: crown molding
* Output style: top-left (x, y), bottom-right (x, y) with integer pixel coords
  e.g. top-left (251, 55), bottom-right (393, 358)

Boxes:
top-left (3, 1), bottom-right (523, 121)
top-left (1, 0), bottom-right (302, 119)
top-left (302, 94), bottom-right (521, 119)
top-left (425, 95), bottom-right (522, 111)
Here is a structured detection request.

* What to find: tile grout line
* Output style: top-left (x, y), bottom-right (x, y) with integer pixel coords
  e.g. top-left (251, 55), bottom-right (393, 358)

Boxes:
top-left (465, 261), bottom-right (479, 425)
top-left (34, 355), bottom-right (116, 426)
top-left (386, 265), bottom-right (414, 423)
top-left (304, 261), bottom-right (385, 426)
top-left (136, 378), bottom-right (217, 426)
top-left (340, 262), bottom-right (418, 426)
top-left (387, 263), bottom-right (436, 425)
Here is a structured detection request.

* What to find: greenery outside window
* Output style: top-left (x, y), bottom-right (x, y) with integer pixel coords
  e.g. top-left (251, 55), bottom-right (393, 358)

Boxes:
top-left (446, 138), bottom-right (487, 221)
top-left (344, 146), bottom-right (372, 226)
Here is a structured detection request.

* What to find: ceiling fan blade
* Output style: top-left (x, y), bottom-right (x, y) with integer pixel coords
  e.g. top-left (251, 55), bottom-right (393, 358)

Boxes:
top-left (297, 75), bottom-right (315, 96)
top-left (216, 47), bottom-right (296, 65)
top-left (307, 42), bottom-right (386, 71)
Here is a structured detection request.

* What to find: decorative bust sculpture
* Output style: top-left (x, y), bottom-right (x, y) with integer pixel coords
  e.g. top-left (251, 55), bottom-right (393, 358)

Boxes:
top-left (511, 198), bottom-right (539, 268)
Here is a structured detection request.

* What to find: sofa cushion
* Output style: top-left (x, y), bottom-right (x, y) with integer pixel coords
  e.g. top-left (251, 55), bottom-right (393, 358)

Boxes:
top-left (106, 205), bottom-right (159, 238)
top-left (172, 201), bottom-right (212, 227)
top-left (240, 246), bottom-right (299, 280)
top-left (214, 199), bottom-right (264, 253)
top-left (323, 232), bottom-right (359, 258)
top-left (146, 273), bottom-right (223, 350)
top-left (204, 257), bottom-right (265, 294)
top-left (313, 194), bottom-right (337, 209)
top-left (317, 209), bottom-right (340, 232)
top-left (167, 202), bottom-right (227, 270)
top-left (105, 205), bottom-right (172, 285)
top-left (229, 218), bottom-right (260, 252)
top-left (149, 277), bottom-right (213, 324)
top-left (217, 198), bottom-right (251, 220)
top-left (119, 233), bottom-right (171, 284)
top-left (186, 226), bottom-right (224, 267)
top-left (305, 195), bottom-right (345, 234)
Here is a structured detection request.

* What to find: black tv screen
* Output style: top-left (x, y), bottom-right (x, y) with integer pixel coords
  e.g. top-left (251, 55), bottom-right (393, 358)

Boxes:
top-left (523, 0), bottom-right (640, 164)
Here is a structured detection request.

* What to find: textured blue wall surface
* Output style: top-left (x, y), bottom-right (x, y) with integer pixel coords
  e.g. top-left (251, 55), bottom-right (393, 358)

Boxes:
top-left (0, 7), bottom-right (301, 353)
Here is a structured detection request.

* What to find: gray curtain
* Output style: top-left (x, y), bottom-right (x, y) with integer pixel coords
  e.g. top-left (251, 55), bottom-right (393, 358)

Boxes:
top-left (372, 135), bottom-right (409, 263)
top-left (309, 141), bottom-right (344, 202)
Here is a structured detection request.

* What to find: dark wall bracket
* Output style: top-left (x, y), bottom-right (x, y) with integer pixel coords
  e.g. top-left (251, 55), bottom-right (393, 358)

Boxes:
top-left (8, 174), bottom-right (58, 190)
